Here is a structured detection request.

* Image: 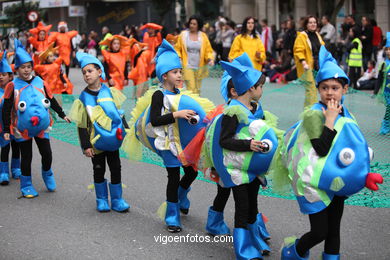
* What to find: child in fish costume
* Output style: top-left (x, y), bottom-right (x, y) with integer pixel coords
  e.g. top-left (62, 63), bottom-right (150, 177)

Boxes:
top-left (70, 52), bottom-right (131, 213)
top-left (34, 43), bottom-right (74, 94)
top-left (202, 58), bottom-right (279, 259)
top-left (127, 40), bottom-right (214, 232)
top-left (28, 21), bottom-right (52, 65)
top-left (2, 39), bottom-right (71, 198)
top-left (99, 35), bottom-right (131, 91)
top-left (375, 32), bottom-right (390, 135)
top-left (276, 46), bottom-right (383, 260)
top-left (195, 54), bottom-right (276, 256)
top-left (0, 51), bottom-right (21, 185)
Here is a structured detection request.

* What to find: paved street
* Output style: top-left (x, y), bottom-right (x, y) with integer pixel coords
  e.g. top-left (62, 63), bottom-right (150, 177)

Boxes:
top-left (0, 68), bottom-right (389, 260)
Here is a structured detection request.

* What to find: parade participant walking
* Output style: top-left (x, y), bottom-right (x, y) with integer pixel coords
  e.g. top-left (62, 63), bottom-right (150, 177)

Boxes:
top-left (2, 39), bottom-right (71, 198)
top-left (70, 52), bottom-right (131, 212)
top-left (28, 22), bottom-right (52, 65)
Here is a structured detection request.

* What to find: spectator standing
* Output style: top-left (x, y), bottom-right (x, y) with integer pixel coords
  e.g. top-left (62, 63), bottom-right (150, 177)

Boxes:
top-left (221, 21), bottom-right (235, 61)
top-left (320, 15), bottom-right (337, 56)
top-left (361, 16), bottom-right (373, 70)
top-left (260, 19), bottom-right (273, 54)
top-left (371, 19), bottom-right (383, 62)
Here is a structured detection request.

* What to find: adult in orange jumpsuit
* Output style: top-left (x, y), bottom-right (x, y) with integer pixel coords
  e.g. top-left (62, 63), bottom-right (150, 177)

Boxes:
top-left (99, 35), bottom-right (131, 91)
top-left (34, 43), bottom-right (74, 94)
top-left (28, 22), bottom-right (52, 65)
top-left (141, 23), bottom-right (162, 76)
top-left (48, 21), bottom-right (78, 76)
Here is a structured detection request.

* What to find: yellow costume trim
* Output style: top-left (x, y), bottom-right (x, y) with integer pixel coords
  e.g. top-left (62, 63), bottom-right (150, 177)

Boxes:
top-left (69, 99), bottom-right (88, 128)
top-left (157, 201), bottom-right (167, 221)
top-left (90, 134), bottom-right (101, 145)
top-left (91, 106), bottom-right (112, 132)
top-left (110, 87), bottom-right (127, 108)
top-left (180, 90), bottom-right (215, 113)
top-left (223, 105), bottom-right (249, 124)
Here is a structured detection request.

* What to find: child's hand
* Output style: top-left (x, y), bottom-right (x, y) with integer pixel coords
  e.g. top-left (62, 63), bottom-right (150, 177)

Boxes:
top-left (173, 110), bottom-right (196, 120)
top-left (124, 79), bottom-right (128, 86)
top-left (108, 79), bottom-right (115, 86)
top-left (255, 51), bottom-right (261, 59)
top-left (250, 139), bottom-right (264, 152)
top-left (84, 148), bottom-right (95, 158)
top-left (322, 99), bottom-right (342, 130)
top-left (3, 133), bottom-right (10, 141)
top-left (63, 116), bottom-right (71, 123)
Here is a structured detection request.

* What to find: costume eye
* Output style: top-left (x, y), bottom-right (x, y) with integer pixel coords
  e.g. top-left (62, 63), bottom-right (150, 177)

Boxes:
top-left (18, 101), bottom-right (27, 112)
top-left (42, 98), bottom-right (50, 108)
top-left (368, 147), bottom-right (374, 162)
top-left (338, 148), bottom-right (355, 166)
top-left (259, 139), bottom-right (273, 153)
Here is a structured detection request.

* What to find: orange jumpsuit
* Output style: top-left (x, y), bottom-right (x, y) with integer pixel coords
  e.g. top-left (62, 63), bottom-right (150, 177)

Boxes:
top-left (143, 32), bottom-right (162, 75)
top-left (102, 49), bottom-right (130, 91)
top-left (34, 58), bottom-right (74, 94)
top-left (128, 43), bottom-right (153, 86)
top-left (28, 23), bottom-right (52, 65)
top-left (48, 31), bottom-right (78, 66)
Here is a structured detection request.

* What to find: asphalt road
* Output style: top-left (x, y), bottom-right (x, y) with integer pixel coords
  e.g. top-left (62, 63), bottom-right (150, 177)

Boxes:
top-left (0, 68), bottom-right (389, 260)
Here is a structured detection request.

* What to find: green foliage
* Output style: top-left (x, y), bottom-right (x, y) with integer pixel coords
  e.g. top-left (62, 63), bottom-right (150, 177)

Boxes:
top-left (4, 2), bottom-right (46, 31)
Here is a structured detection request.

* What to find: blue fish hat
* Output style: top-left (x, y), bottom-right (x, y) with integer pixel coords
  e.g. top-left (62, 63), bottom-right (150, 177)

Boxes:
top-left (14, 38), bottom-right (33, 69)
top-left (155, 39), bottom-right (182, 82)
top-left (0, 51), bottom-right (12, 73)
top-left (315, 45), bottom-right (350, 86)
top-left (385, 32), bottom-right (390, 48)
top-left (76, 52), bottom-right (106, 80)
top-left (220, 52), bottom-right (254, 101)
top-left (220, 61), bottom-right (262, 96)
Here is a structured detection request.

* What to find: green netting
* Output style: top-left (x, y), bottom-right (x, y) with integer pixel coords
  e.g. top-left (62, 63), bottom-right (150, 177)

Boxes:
top-left (51, 65), bottom-right (389, 208)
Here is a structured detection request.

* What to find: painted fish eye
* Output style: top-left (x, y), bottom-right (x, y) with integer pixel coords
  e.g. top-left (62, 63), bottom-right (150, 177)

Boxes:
top-left (18, 101), bottom-right (27, 112)
top-left (338, 148), bottom-right (355, 166)
top-left (368, 147), bottom-right (374, 161)
top-left (42, 98), bottom-right (50, 108)
top-left (259, 139), bottom-right (273, 153)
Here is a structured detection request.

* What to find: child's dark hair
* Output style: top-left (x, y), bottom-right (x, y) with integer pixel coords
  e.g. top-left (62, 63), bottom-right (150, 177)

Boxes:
top-left (227, 78), bottom-right (235, 98)
top-left (238, 74), bottom-right (266, 96)
top-left (318, 78), bottom-right (348, 88)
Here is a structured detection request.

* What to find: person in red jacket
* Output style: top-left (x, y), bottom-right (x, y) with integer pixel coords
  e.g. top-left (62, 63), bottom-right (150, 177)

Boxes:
top-left (28, 22), bottom-right (52, 65)
top-left (99, 35), bottom-right (131, 91)
top-left (371, 19), bottom-right (383, 62)
top-left (48, 21), bottom-right (78, 76)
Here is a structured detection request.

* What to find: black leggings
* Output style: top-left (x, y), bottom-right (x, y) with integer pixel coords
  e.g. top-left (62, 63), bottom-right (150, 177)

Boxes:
top-left (91, 150), bottom-right (121, 184)
top-left (65, 65), bottom-right (70, 77)
top-left (296, 196), bottom-right (345, 256)
top-left (232, 178), bottom-right (261, 228)
top-left (19, 137), bottom-right (52, 176)
top-left (1, 140), bottom-right (20, 162)
top-left (212, 184), bottom-right (231, 212)
top-left (166, 166), bottom-right (198, 203)
top-left (348, 66), bottom-right (361, 89)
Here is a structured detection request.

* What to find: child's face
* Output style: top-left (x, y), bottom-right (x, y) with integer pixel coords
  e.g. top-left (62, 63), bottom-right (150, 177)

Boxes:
top-left (368, 62), bottom-right (373, 69)
top-left (163, 68), bottom-right (182, 87)
top-left (251, 83), bottom-right (263, 101)
top-left (318, 79), bottom-right (347, 104)
top-left (385, 47), bottom-right (390, 58)
top-left (17, 62), bottom-right (33, 81)
top-left (46, 54), bottom-right (56, 64)
top-left (111, 39), bottom-right (121, 52)
top-left (38, 30), bottom-right (46, 41)
top-left (0, 72), bottom-right (11, 87)
top-left (82, 64), bottom-right (101, 85)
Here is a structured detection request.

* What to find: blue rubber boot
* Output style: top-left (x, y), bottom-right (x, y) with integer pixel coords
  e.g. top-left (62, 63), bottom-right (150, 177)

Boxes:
top-left (281, 239), bottom-right (309, 260)
top-left (109, 183), bottom-right (130, 212)
top-left (0, 162), bottom-right (10, 185)
top-left (248, 221), bottom-right (271, 255)
top-left (205, 206), bottom-right (230, 235)
top-left (233, 228), bottom-right (262, 260)
top-left (11, 158), bottom-right (21, 179)
top-left (94, 180), bottom-right (110, 212)
top-left (165, 201), bottom-right (182, 233)
top-left (41, 169), bottom-right (56, 192)
top-left (322, 252), bottom-right (340, 260)
top-left (380, 119), bottom-right (390, 135)
top-left (256, 213), bottom-right (270, 240)
top-left (20, 175), bottom-right (38, 198)
top-left (178, 186), bottom-right (191, 214)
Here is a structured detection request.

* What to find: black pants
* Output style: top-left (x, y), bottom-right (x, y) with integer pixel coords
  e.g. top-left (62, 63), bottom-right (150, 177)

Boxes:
top-left (348, 66), bottom-right (361, 89)
top-left (1, 140), bottom-right (20, 162)
top-left (232, 178), bottom-right (261, 228)
top-left (65, 65), bottom-right (70, 77)
top-left (91, 150), bottom-right (121, 184)
top-left (212, 184), bottom-right (231, 212)
top-left (296, 196), bottom-right (345, 256)
top-left (19, 137), bottom-right (52, 176)
top-left (166, 166), bottom-right (198, 203)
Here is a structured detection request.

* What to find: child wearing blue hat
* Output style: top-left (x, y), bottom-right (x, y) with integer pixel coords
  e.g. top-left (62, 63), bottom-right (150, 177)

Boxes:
top-left (374, 32), bottom-right (390, 134)
top-left (204, 54), bottom-right (271, 250)
top-left (70, 52), bottom-right (130, 213)
top-left (217, 59), bottom-right (278, 259)
top-left (278, 46), bottom-right (383, 260)
top-left (0, 51), bottom-right (21, 185)
top-left (2, 39), bottom-right (71, 198)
